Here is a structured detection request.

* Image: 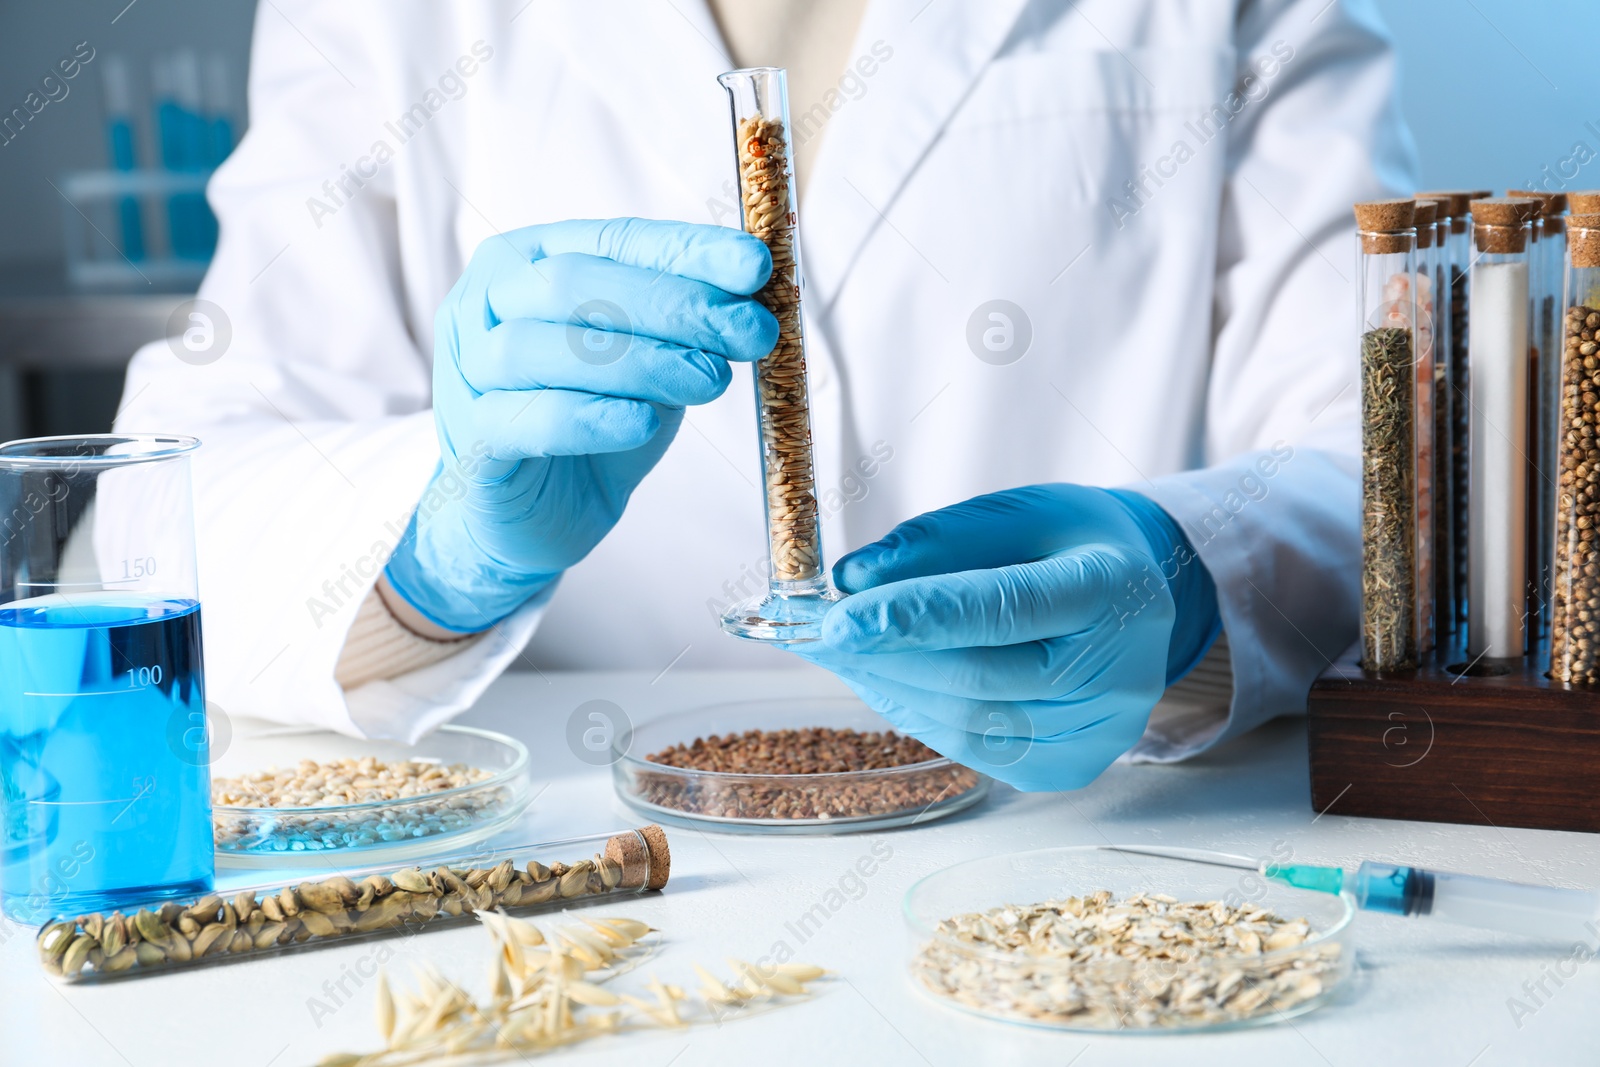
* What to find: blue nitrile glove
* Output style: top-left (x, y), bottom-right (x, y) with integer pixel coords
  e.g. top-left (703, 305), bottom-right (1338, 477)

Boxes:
top-left (787, 484), bottom-right (1221, 791)
top-left (384, 219), bottom-right (779, 632)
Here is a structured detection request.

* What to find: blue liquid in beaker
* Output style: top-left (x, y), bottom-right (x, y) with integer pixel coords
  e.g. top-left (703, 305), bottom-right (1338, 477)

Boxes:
top-left (0, 596), bottom-right (214, 923)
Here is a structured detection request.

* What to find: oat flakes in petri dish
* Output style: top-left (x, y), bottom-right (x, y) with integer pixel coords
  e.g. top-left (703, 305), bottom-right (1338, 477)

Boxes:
top-left (210, 724), bottom-right (531, 867)
top-left (904, 846), bottom-right (1356, 1033)
top-left (612, 698), bottom-right (989, 834)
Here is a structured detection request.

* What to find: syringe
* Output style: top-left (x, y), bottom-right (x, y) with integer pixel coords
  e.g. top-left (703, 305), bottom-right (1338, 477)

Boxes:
top-left (1105, 846), bottom-right (1600, 940)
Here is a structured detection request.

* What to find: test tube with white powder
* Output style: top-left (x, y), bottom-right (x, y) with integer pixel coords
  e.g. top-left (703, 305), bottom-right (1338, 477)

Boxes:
top-left (1466, 198), bottom-right (1533, 661)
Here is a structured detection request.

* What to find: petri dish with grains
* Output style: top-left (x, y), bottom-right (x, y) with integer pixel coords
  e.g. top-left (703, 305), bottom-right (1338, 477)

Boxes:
top-left (612, 697), bottom-right (989, 834)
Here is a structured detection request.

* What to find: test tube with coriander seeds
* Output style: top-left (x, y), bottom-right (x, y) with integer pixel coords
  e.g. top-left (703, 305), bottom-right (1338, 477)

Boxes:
top-left (1356, 198), bottom-right (1423, 671)
top-left (1416, 196), bottom-right (1456, 635)
top-left (716, 67), bottom-right (843, 642)
top-left (1466, 198), bottom-right (1534, 662)
top-left (1549, 214), bottom-right (1600, 683)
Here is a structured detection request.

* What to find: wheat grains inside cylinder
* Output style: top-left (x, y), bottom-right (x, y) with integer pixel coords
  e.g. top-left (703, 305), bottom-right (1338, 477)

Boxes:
top-left (715, 67), bottom-right (842, 643)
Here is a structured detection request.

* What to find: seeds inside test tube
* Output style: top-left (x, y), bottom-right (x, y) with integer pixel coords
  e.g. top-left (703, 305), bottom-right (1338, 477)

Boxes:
top-left (730, 71), bottom-right (818, 584)
top-left (717, 68), bottom-right (843, 640)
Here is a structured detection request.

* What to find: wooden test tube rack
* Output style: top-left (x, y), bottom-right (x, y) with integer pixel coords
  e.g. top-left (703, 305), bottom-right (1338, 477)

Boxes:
top-left (1306, 638), bottom-right (1600, 834)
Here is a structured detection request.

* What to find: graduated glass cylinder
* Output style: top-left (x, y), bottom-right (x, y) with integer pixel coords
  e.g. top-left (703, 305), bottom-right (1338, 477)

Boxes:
top-left (1357, 230), bottom-right (1421, 671)
top-left (1549, 217), bottom-right (1600, 682)
top-left (717, 66), bottom-right (842, 642)
top-left (0, 435), bottom-right (213, 924)
top-left (1467, 222), bottom-right (1531, 661)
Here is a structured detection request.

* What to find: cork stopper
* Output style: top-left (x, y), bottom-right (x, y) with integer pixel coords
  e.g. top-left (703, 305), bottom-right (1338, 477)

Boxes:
top-left (1414, 190), bottom-right (1470, 217)
top-left (605, 824), bottom-right (671, 891)
top-left (1471, 197), bottom-right (1529, 253)
top-left (1417, 190), bottom-right (1474, 234)
top-left (1571, 213), bottom-right (1600, 269)
top-left (1413, 200), bottom-right (1436, 248)
top-left (1507, 191), bottom-right (1564, 234)
top-left (1568, 191), bottom-right (1600, 214)
top-left (1354, 198), bottom-right (1415, 254)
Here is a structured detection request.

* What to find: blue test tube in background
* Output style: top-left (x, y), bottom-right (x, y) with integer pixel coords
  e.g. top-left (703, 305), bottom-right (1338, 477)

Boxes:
top-left (0, 436), bottom-right (215, 925)
top-left (154, 50), bottom-right (216, 259)
top-left (100, 55), bottom-right (146, 261)
top-left (203, 53), bottom-right (237, 168)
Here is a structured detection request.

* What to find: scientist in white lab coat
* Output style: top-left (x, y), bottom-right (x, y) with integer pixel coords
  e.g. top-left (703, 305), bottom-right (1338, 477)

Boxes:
top-left (117, 0), bottom-right (1414, 790)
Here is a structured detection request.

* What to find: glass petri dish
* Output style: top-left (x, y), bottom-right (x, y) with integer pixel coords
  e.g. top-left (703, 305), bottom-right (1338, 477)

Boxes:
top-left (211, 725), bottom-right (531, 868)
top-left (611, 697), bottom-right (989, 834)
top-left (904, 846), bottom-right (1356, 1033)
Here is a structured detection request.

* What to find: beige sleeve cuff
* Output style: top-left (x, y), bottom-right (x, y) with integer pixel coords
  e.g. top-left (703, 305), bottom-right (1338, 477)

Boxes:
top-left (335, 582), bottom-right (486, 690)
top-left (1126, 631), bottom-right (1235, 763)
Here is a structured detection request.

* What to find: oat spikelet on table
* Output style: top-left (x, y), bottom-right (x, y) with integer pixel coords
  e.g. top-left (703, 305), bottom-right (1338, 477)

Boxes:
top-left (317, 911), bottom-right (827, 1065)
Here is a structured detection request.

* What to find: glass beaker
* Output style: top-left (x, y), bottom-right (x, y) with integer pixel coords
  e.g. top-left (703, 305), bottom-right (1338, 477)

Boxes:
top-left (0, 435), bottom-right (214, 924)
top-left (716, 67), bottom-right (842, 642)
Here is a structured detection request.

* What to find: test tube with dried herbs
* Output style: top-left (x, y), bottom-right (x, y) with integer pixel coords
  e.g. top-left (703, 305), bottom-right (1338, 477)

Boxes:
top-left (716, 67), bottom-right (842, 642)
top-left (1355, 199), bottom-right (1423, 670)
top-left (1549, 214), bottom-right (1600, 682)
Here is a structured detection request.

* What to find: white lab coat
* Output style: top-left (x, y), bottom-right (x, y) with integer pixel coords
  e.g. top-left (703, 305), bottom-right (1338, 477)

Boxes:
top-left (116, 0), bottom-right (1416, 756)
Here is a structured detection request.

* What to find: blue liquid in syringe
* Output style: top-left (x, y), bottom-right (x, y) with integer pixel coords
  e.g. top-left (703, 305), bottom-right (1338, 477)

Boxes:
top-left (0, 596), bottom-right (214, 923)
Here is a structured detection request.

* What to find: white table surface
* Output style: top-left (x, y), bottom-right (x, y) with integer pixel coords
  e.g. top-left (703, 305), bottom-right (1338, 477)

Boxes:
top-left (4, 667), bottom-right (1598, 1066)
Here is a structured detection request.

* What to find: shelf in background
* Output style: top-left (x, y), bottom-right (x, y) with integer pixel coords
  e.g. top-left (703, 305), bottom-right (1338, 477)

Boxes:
top-left (0, 259), bottom-right (194, 371)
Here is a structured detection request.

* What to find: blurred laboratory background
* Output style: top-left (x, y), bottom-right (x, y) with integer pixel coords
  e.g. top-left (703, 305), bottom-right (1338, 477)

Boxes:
top-left (0, 0), bottom-right (1594, 442)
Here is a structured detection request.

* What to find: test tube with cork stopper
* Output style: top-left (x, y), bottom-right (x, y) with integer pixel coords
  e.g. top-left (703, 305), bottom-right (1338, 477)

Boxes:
top-left (1465, 197), bottom-right (1534, 664)
top-left (1355, 198), bottom-right (1423, 671)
